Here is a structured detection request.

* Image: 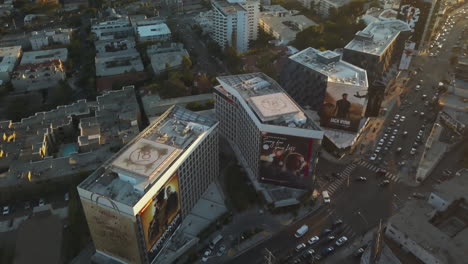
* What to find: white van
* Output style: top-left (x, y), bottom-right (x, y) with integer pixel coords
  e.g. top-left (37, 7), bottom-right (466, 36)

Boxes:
top-left (295, 225), bottom-right (309, 238)
top-left (322, 191), bottom-right (331, 203)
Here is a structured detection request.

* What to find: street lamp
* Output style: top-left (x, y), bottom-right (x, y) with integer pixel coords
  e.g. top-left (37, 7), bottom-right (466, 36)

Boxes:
top-left (357, 211), bottom-right (369, 227)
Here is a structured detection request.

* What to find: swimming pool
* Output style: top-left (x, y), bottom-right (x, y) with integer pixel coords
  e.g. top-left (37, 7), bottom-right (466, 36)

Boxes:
top-left (59, 143), bottom-right (78, 157)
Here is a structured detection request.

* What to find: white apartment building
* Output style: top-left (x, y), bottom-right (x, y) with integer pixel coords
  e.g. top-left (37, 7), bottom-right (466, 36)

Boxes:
top-left (0, 46), bottom-right (22, 82)
top-left (91, 19), bottom-right (133, 40)
top-left (78, 106), bottom-right (218, 264)
top-left (214, 73), bottom-right (323, 200)
top-left (211, 0), bottom-right (259, 53)
top-left (30, 28), bottom-right (73, 50)
top-left (136, 23), bottom-right (171, 42)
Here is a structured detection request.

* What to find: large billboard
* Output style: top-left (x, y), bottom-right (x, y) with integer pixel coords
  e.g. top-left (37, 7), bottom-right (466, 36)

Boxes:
top-left (139, 172), bottom-right (180, 255)
top-left (81, 199), bottom-right (142, 264)
top-left (259, 132), bottom-right (314, 189)
top-left (319, 84), bottom-right (368, 132)
top-left (397, 0), bottom-right (433, 48)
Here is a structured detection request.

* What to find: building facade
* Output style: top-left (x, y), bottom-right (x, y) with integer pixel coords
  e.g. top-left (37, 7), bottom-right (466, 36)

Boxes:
top-left (91, 19), bottom-right (133, 40)
top-left (11, 59), bottom-right (66, 92)
top-left (30, 28), bottom-right (72, 50)
top-left (78, 106), bottom-right (218, 264)
top-left (214, 73), bottom-right (323, 192)
top-left (211, 0), bottom-right (259, 53)
top-left (0, 45), bottom-right (22, 82)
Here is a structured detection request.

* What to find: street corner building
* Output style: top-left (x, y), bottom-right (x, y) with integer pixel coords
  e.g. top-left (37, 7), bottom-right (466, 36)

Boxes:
top-left (77, 106), bottom-right (219, 264)
top-left (213, 73), bottom-right (323, 198)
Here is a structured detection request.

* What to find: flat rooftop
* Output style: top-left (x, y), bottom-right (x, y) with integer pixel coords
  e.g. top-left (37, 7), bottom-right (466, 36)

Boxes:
top-left (388, 200), bottom-right (468, 264)
top-left (216, 73), bottom-right (321, 130)
top-left (289, 47), bottom-right (368, 87)
top-left (79, 106), bottom-right (217, 206)
top-left (433, 170), bottom-right (468, 202)
top-left (212, 0), bottom-right (245, 15)
top-left (137, 23), bottom-right (171, 37)
top-left (345, 20), bottom-right (410, 56)
top-left (20, 48), bottom-right (68, 65)
top-left (95, 51), bottom-right (144, 77)
top-left (259, 14), bottom-right (317, 43)
top-left (95, 38), bottom-right (136, 57)
top-left (0, 45), bottom-right (21, 73)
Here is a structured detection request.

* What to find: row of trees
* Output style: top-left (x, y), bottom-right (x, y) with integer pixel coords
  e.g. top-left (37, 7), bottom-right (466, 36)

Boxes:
top-left (289, 0), bottom-right (368, 50)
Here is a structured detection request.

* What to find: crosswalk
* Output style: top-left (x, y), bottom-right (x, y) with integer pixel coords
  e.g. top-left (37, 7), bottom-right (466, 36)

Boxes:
top-left (356, 160), bottom-right (400, 182)
top-left (325, 163), bottom-right (358, 196)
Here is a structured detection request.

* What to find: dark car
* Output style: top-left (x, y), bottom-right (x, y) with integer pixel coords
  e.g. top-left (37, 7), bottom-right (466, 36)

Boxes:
top-left (353, 247), bottom-right (365, 257)
top-left (321, 228), bottom-right (332, 236)
top-left (321, 247), bottom-right (335, 256)
top-left (379, 180), bottom-right (390, 187)
top-left (355, 177), bottom-right (367, 182)
top-left (332, 219), bottom-right (343, 228)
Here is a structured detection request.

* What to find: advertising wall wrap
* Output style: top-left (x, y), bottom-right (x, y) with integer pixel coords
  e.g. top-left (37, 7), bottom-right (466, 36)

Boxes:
top-left (259, 132), bottom-right (314, 189)
top-left (319, 83), bottom-right (368, 132)
top-left (82, 199), bottom-right (141, 264)
top-left (139, 172), bottom-right (181, 256)
top-left (397, 0), bottom-right (433, 48)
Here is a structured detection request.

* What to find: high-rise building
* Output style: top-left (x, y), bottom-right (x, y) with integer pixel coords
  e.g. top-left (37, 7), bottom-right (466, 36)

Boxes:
top-left (77, 106), bottom-right (218, 264)
top-left (342, 20), bottom-right (411, 116)
top-left (211, 0), bottom-right (259, 53)
top-left (281, 48), bottom-right (369, 156)
top-left (214, 73), bottom-right (323, 192)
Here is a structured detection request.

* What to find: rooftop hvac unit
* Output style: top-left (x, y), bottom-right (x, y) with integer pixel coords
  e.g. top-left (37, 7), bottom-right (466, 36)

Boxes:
top-left (293, 112), bottom-right (306, 125)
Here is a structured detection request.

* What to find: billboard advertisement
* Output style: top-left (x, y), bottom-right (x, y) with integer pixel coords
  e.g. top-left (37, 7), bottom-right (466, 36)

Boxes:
top-left (81, 199), bottom-right (141, 264)
top-left (259, 132), bottom-right (314, 189)
top-left (397, 0), bottom-right (433, 48)
top-left (319, 84), bottom-right (368, 132)
top-left (140, 172), bottom-right (180, 255)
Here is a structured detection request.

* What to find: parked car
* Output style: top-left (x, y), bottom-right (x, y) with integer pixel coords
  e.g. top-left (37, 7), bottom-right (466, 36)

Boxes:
top-left (412, 193), bottom-right (425, 199)
top-left (335, 236), bottom-right (348, 246)
top-left (217, 245), bottom-right (226, 256)
top-left (354, 247), bottom-right (365, 257)
top-left (321, 229), bottom-right (332, 236)
top-left (325, 236), bottom-right (335, 242)
top-left (308, 236), bottom-right (320, 245)
top-left (370, 154), bottom-right (377, 161)
top-left (332, 219), bottom-right (343, 228)
top-left (38, 199), bottom-right (45, 207)
top-left (2, 206), bottom-right (9, 216)
top-left (321, 247), bottom-right (335, 256)
top-left (295, 243), bottom-right (306, 252)
top-left (355, 177), bottom-right (367, 182)
top-left (410, 148), bottom-right (417, 155)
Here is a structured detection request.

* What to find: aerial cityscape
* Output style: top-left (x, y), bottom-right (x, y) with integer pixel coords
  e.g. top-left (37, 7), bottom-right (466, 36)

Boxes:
top-left (0, 0), bottom-right (466, 262)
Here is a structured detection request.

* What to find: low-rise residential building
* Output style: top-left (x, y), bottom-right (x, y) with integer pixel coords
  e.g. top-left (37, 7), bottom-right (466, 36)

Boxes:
top-left (62, 0), bottom-right (88, 11)
top-left (147, 43), bottom-right (189, 74)
top-left (258, 5), bottom-right (317, 45)
top-left (0, 86), bottom-right (140, 187)
top-left (11, 48), bottom-right (69, 92)
top-left (129, 16), bottom-right (165, 33)
top-left (94, 52), bottom-right (144, 77)
top-left (30, 28), bottom-right (73, 50)
top-left (385, 174), bottom-right (468, 264)
top-left (317, 0), bottom-right (352, 17)
top-left (361, 7), bottom-right (398, 25)
top-left (11, 59), bottom-right (66, 92)
top-left (95, 38), bottom-right (137, 57)
top-left (0, 45), bottom-right (22, 82)
top-left (91, 18), bottom-right (133, 40)
top-left (19, 48), bottom-right (68, 65)
top-left (136, 23), bottom-right (171, 42)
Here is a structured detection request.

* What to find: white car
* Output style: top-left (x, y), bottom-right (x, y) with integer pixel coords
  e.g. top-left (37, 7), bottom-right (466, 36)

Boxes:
top-left (2, 206), bottom-right (9, 216)
top-left (396, 147), bottom-right (402, 153)
top-left (202, 249), bottom-right (211, 261)
top-left (410, 148), bottom-right (417, 155)
top-left (295, 243), bottom-right (306, 252)
top-left (394, 114), bottom-right (400, 120)
top-left (400, 116), bottom-right (406, 122)
top-left (335, 236), bottom-right (348, 246)
top-left (308, 236), bottom-right (320, 245)
top-left (420, 112), bottom-right (425, 117)
top-left (415, 85), bottom-right (421, 91)
top-left (393, 129), bottom-right (398, 135)
top-left (217, 245), bottom-right (226, 256)
top-left (370, 154), bottom-right (377, 161)
top-left (39, 199), bottom-right (45, 207)
top-left (378, 139), bottom-right (385, 146)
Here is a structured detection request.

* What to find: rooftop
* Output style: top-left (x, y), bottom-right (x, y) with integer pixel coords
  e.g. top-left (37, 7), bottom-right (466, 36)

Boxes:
top-left (147, 43), bottom-right (189, 73)
top-left (30, 28), bottom-right (72, 39)
top-left (289, 47), bottom-right (368, 87)
top-left (216, 73), bottom-right (321, 130)
top-left (95, 38), bottom-right (137, 57)
top-left (212, 0), bottom-right (246, 16)
top-left (95, 51), bottom-right (144, 77)
top-left (433, 170), bottom-right (468, 202)
top-left (388, 199), bottom-right (468, 264)
top-left (0, 45), bottom-right (21, 73)
top-left (259, 14), bottom-right (317, 44)
top-left (345, 20), bottom-right (410, 56)
top-left (137, 23), bottom-right (171, 37)
top-left (20, 48), bottom-right (68, 65)
top-left (79, 106), bottom-right (217, 206)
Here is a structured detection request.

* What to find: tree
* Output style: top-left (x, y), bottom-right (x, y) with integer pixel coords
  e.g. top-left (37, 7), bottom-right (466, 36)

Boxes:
top-left (450, 56), bottom-right (458, 65)
top-left (182, 56), bottom-right (192, 70)
top-left (161, 79), bottom-right (188, 98)
top-left (51, 80), bottom-right (73, 106)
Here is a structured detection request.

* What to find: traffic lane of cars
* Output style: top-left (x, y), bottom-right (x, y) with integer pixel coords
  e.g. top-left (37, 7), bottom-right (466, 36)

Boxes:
top-left (290, 221), bottom-right (350, 263)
